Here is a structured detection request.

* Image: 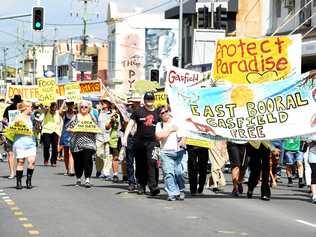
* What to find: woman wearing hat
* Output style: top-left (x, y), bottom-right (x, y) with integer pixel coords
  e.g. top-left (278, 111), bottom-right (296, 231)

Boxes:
top-left (68, 100), bottom-right (98, 188)
top-left (12, 101), bottom-right (37, 189)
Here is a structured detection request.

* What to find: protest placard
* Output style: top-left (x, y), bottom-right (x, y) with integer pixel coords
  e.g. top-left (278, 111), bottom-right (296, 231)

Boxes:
top-left (72, 120), bottom-right (102, 133)
top-left (212, 35), bottom-right (301, 84)
top-left (168, 72), bottom-right (316, 141)
top-left (6, 85), bottom-right (39, 102)
top-left (0, 103), bottom-right (8, 120)
top-left (37, 78), bottom-right (57, 106)
top-left (8, 110), bottom-right (21, 124)
top-left (154, 90), bottom-right (168, 108)
top-left (64, 82), bottom-right (81, 102)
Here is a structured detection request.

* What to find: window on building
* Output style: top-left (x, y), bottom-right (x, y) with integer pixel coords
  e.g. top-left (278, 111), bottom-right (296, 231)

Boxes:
top-left (58, 65), bottom-right (69, 78)
top-left (276, 0), bottom-right (281, 18)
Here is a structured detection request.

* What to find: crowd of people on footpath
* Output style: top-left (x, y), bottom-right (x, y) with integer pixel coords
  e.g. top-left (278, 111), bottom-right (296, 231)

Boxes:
top-left (1, 92), bottom-right (316, 204)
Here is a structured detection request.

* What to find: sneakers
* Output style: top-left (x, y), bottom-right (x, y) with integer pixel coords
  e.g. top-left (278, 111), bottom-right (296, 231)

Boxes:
top-left (197, 186), bottom-right (204, 194)
top-left (44, 160), bottom-right (48, 166)
top-left (168, 196), bottom-right (176, 201)
top-left (176, 191), bottom-right (185, 201)
top-left (288, 177), bottom-right (293, 185)
top-left (137, 185), bottom-right (146, 195)
top-left (298, 178), bottom-right (305, 188)
top-left (312, 196), bottom-right (316, 204)
top-left (75, 179), bottom-right (81, 186)
top-left (112, 175), bottom-right (119, 183)
top-left (247, 190), bottom-right (253, 199)
top-left (128, 184), bottom-right (136, 192)
top-left (85, 181), bottom-right (92, 188)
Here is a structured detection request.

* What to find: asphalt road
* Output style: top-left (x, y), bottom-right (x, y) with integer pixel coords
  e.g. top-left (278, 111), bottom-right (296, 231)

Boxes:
top-left (0, 153), bottom-right (316, 237)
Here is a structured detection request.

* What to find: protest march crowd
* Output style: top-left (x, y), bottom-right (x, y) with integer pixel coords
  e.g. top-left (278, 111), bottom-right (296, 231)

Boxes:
top-left (0, 87), bottom-right (316, 204)
top-left (1, 34), bottom-right (316, 205)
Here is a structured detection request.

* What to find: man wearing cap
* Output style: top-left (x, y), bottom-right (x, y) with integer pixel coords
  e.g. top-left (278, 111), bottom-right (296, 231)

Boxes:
top-left (122, 91), bottom-right (160, 196)
top-left (3, 94), bottom-right (23, 179)
top-left (95, 97), bottom-right (112, 179)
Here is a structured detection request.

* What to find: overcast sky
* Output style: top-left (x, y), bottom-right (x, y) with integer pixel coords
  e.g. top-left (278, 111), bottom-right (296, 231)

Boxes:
top-left (0, 0), bottom-right (177, 66)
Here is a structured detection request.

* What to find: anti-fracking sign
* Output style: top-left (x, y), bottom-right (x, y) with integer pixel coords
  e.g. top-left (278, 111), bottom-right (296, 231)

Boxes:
top-left (167, 72), bottom-right (316, 141)
top-left (212, 35), bottom-right (302, 84)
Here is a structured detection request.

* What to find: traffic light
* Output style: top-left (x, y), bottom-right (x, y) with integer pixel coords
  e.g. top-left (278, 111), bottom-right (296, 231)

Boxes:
top-left (150, 69), bottom-right (159, 83)
top-left (172, 57), bottom-right (179, 67)
top-left (33, 7), bottom-right (44, 31)
top-left (198, 7), bottom-right (209, 29)
top-left (215, 5), bottom-right (227, 30)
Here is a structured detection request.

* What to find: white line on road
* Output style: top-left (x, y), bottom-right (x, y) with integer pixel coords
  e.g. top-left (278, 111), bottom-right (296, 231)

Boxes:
top-left (296, 219), bottom-right (316, 228)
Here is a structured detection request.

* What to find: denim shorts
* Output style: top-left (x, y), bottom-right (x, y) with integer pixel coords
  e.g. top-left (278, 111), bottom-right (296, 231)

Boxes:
top-left (285, 151), bottom-right (303, 165)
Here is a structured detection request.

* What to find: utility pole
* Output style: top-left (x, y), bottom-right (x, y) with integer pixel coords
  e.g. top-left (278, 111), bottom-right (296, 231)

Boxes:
top-left (32, 47), bottom-right (36, 85)
top-left (3, 48), bottom-right (8, 81)
top-left (179, 0), bottom-right (183, 68)
top-left (80, 0), bottom-right (91, 81)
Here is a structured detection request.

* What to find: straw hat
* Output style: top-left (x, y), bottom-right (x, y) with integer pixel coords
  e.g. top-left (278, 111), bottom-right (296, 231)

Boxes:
top-left (17, 101), bottom-right (31, 112)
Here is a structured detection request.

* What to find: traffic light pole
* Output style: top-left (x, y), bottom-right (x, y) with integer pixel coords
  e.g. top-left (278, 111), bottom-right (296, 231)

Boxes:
top-left (178, 0), bottom-right (183, 68)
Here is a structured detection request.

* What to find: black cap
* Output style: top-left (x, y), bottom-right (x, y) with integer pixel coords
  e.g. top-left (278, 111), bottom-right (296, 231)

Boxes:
top-left (11, 94), bottom-right (22, 103)
top-left (144, 91), bottom-right (155, 101)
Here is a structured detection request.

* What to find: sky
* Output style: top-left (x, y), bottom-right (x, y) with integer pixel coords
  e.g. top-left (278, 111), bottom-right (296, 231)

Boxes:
top-left (0, 0), bottom-right (177, 67)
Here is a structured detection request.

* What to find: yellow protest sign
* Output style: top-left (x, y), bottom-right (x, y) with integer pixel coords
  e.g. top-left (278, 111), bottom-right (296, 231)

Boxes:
top-left (4, 121), bottom-right (33, 141)
top-left (212, 35), bottom-right (301, 84)
top-left (37, 78), bottom-right (57, 106)
top-left (0, 103), bottom-right (8, 120)
top-left (6, 85), bottom-right (39, 102)
top-left (72, 120), bottom-right (102, 134)
top-left (186, 138), bottom-right (214, 149)
top-left (64, 82), bottom-right (81, 102)
top-left (154, 91), bottom-right (168, 108)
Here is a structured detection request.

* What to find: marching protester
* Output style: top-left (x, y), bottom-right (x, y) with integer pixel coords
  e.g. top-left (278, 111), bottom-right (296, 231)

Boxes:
top-left (283, 137), bottom-right (305, 187)
top-left (2, 94), bottom-right (23, 179)
top-left (59, 100), bottom-right (75, 176)
top-left (306, 134), bottom-right (316, 203)
top-left (68, 100), bottom-right (98, 188)
top-left (155, 106), bottom-right (186, 201)
top-left (247, 142), bottom-right (271, 201)
top-left (124, 98), bottom-right (140, 192)
top-left (187, 145), bottom-right (209, 195)
top-left (96, 97), bottom-right (112, 180)
top-left (12, 101), bottom-right (37, 189)
top-left (226, 140), bottom-right (248, 196)
top-left (42, 102), bottom-right (63, 167)
top-left (122, 92), bottom-right (160, 196)
top-left (108, 106), bottom-right (121, 183)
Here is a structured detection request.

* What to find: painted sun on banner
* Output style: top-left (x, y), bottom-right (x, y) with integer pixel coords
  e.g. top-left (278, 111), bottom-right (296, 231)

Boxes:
top-left (212, 35), bottom-right (302, 84)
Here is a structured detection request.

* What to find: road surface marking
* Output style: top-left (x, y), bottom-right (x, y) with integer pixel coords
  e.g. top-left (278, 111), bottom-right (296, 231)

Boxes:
top-left (23, 224), bottom-right (34, 228)
top-left (28, 230), bottom-right (40, 235)
top-left (19, 217), bottom-right (28, 221)
top-left (6, 201), bottom-right (15, 205)
top-left (11, 207), bottom-right (20, 211)
top-left (2, 196), bottom-right (10, 199)
top-left (296, 219), bottom-right (316, 228)
top-left (4, 199), bottom-right (13, 202)
top-left (0, 193), bottom-right (6, 196)
top-left (14, 211), bottom-right (24, 216)
top-left (0, 189), bottom-right (3, 192)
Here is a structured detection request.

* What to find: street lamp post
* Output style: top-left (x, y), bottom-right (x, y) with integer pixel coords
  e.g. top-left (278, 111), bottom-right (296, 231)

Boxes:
top-left (179, 0), bottom-right (183, 68)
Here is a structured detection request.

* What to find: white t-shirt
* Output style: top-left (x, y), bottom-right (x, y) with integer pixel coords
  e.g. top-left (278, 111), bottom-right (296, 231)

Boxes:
top-left (156, 120), bottom-right (184, 152)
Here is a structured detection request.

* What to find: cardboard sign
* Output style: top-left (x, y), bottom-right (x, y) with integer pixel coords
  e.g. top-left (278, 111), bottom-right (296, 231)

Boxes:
top-left (212, 35), bottom-right (302, 84)
top-left (0, 103), bottom-right (8, 120)
top-left (72, 120), bottom-right (102, 134)
top-left (154, 91), bottom-right (168, 108)
top-left (5, 121), bottom-right (33, 136)
top-left (37, 78), bottom-right (57, 106)
top-left (8, 110), bottom-right (21, 124)
top-left (6, 85), bottom-right (39, 102)
top-left (168, 72), bottom-right (316, 141)
top-left (64, 82), bottom-right (81, 102)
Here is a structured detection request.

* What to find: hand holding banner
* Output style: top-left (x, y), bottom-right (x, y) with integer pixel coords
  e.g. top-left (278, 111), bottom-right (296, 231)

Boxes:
top-left (72, 120), bottom-right (102, 134)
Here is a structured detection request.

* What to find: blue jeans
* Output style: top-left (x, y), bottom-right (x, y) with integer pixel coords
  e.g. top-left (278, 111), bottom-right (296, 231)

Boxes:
top-left (126, 136), bottom-right (136, 185)
top-left (161, 150), bottom-right (185, 197)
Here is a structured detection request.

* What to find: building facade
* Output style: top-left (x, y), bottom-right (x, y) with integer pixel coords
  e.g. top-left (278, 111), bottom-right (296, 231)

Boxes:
top-left (107, 2), bottom-right (178, 94)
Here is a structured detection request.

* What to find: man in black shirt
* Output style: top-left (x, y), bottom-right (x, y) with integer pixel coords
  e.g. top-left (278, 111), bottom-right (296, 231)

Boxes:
top-left (122, 92), bottom-right (160, 196)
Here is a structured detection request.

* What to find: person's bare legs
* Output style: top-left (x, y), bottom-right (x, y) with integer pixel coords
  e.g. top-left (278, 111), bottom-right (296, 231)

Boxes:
top-left (8, 151), bottom-right (15, 178)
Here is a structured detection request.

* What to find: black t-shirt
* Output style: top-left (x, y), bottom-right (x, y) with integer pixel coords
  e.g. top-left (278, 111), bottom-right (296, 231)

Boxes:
top-left (131, 107), bottom-right (159, 142)
top-left (3, 104), bottom-right (17, 121)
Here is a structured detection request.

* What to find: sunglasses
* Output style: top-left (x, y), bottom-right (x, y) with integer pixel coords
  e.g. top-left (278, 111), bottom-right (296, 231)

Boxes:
top-left (80, 106), bottom-right (88, 109)
top-left (160, 110), bottom-right (168, 115)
